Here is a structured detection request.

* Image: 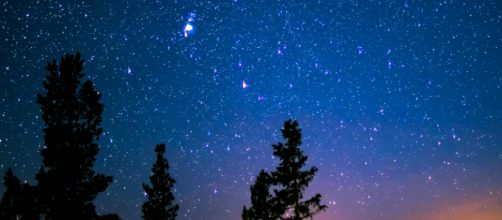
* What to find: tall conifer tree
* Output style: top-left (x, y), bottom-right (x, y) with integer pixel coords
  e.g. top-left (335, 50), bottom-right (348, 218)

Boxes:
top-left (243, 120), bottom-right (327, 220)
top-left (142, 144), bottom-right (179, 220)
top-left (270, 119), bottom-right (326, 219)
top-left (35, 53), bottom-right (115, 219)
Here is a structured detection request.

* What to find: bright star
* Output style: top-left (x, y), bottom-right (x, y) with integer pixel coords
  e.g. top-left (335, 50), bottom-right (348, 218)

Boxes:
top-left (183, 24), bottom-right (193, 37)
top-left (183, 12), bottom-right (196, 37)
top-left (184, 23), bottom-right (193, 32)
top-left (242, 80), bottom-right (248, 89)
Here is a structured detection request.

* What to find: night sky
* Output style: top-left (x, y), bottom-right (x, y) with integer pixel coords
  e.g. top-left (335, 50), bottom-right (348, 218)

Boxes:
top-left (1, 0), bottom-right (501, 219)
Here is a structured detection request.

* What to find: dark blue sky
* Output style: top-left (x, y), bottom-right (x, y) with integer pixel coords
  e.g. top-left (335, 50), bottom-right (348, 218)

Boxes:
top-left (1, 1), bottom-right (501, 219)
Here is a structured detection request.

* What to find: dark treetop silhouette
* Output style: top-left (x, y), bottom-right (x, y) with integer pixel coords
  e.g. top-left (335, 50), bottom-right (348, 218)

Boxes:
top-left (242, 170), bottom-right (274, 220)
top-left (0, 53), bottom-right (118, 220)
top-left (0, 168), bottom-right (37, 220)
top-left (0, 53), bottom-right (118, 219)
top-left (142, 144), bottom-right (179, 220)
top-left (35, 53), bottom-right (116, 219)
top-left (243, 120), bottom-right (327, 220)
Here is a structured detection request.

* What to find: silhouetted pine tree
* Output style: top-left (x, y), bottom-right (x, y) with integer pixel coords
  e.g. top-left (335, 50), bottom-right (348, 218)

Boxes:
top-left (242, 170), bottom-right (274, 220)
top-left (270, 120), bottom-right (327, 219)
top-left (0, 169), bottom-right (37, 220)
top-left (243, 120), bottom-right (326, 220)
top-left (35, 53), bottom-right (116, 219)
top-left (142, 144), bottom-right (179, 220)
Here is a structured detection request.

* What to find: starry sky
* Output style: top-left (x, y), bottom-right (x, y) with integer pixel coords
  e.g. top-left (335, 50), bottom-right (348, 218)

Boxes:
top-left (1, 0), bottom-right (501, 219)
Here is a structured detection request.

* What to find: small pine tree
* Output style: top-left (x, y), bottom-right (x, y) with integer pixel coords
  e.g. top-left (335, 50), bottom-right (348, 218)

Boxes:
top-left (0, 169), bottom-right (37, 220)
top-left (243, 120), bottom-right (326, 220)
top-left (242, 170), bottom-right (274, 220)
top-left (35, 53), bottom-right (115, 219)
top-left (270, 120), bottom-right (327, 219)
top-left (142, 144), bottom-right (179, 220)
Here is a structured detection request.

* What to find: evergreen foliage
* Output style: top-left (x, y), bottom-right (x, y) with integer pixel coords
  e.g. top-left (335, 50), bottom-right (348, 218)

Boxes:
top-left (35, 53), bottom-right (115, 219)
top-left (142, 144), bottom-right (179, 220)
top-left (0, 169), bottom-right (37, 220)
top-left (242, 170), bottom-right (274, 220)
top-left (243, 120), bottom-right (327, 220)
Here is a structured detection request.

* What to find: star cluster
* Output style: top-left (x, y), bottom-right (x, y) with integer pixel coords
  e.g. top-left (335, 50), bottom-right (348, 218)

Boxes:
top-left (1, 0), bottom-right (501, 219)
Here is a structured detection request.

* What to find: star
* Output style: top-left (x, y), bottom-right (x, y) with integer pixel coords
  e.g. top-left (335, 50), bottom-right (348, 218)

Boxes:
top-left (183, 24), bottom-right (193, 37)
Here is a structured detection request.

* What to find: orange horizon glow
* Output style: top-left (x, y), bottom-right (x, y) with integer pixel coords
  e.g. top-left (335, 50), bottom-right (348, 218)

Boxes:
top-left (405, 195), bottom-right (502, 220)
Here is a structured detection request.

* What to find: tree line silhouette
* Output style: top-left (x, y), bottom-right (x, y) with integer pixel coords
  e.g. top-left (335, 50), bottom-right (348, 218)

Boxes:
top-left (0, 53), bottom-right (326, 219)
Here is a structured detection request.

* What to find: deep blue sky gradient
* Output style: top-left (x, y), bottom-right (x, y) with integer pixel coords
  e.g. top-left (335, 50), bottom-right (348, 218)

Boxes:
top-left (1, 1), bottom-right (501, 219)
